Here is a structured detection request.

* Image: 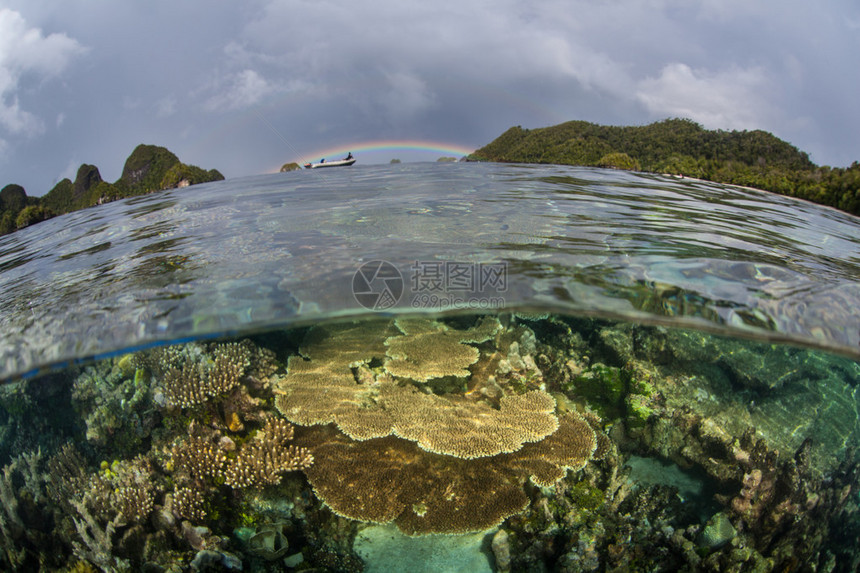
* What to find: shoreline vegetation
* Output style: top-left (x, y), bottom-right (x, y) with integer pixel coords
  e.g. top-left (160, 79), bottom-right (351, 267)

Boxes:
top-left (0, 144), bottom-right (223, 237)
top-left (2, 118), bottom-right (858, 239)
top-left (466, 118), bottom-right (859, 217)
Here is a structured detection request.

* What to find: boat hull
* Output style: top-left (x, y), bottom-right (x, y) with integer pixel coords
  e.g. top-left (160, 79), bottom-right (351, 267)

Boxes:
top-left (304, 158), bottom-right (356, 169)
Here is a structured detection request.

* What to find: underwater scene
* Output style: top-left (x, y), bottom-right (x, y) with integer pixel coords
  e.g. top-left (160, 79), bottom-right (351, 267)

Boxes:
top-left (1, 163), bottom-right (859, 572)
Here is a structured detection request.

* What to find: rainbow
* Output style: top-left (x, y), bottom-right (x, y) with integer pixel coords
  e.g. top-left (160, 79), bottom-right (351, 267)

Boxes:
top-left (298, 140), bottom-right (477, 165)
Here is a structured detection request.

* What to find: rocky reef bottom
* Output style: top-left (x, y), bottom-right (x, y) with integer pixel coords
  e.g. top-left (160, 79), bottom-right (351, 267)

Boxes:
top-left (0, 312), bottom-right (858, 572)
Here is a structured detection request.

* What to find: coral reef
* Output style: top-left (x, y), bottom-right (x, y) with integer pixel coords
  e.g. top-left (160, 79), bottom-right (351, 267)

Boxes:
top-left (383, 316), bottom-right (501, 381)
top-left (1, 335), bottom-right (320, 571)
top-left (158, 341), bottom-right (251, 409)
top-left (294, 409), bottom-right (606, 535)
top-left (223, 418), bottom-right (313, 488)
top-left (169, 434), bottom-right (228, 486)
top-left (274, 318), bottom-right (561, 457)
top-left (71, 359), bottom-right (153, 451)
top-left (0, 313), bottom-right (858, 571)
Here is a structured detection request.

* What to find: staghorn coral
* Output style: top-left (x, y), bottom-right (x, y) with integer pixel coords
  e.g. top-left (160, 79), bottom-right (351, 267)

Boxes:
top-left (69, 499), bottom-right (129, 573)
top-left (1, 454), bottom-right (32, 569)
top-left (295, 410), bottom-right (604, 535)
top-left (208, 342), bottom-right (252, 394)
top-left (159, 342), bottom-right (250, 409)
top-left (171, 487), bottom-right (206, 522)
top-left (383, 316), bottom-right (501, 382)
top-left (107, 456), bottom-right (159, 525)
top-left (169, 435), bottom-right (227, 486)
top-left (79, 473), bottom-right (115, 524)
top-left (168, 419), bottom-right (311, 491)
top-left (2, 449), bottom-right (109, 570)
top-left (113, 484), bottom-right (155, 525)
top-left (63, 455), bottom-right (161, 529)
top-left (142, 340), bottom-right (268, 410)
top-left (46, 443), bottom-right (89, 514)
top-left (224, 418), bottom-right (313, 489)
top-left (161, 362), bottom-right (209, 409)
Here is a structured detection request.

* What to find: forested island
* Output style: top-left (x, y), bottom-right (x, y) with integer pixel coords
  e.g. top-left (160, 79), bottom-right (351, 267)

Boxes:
top-left (0, 145), bottom-right (223, 237)
top-left (468, 118), bottom-right (860, 217)
top-left (3, 120), bottom-right (858, 239)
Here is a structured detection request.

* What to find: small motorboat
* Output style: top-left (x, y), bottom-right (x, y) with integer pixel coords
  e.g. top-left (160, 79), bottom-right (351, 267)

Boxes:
top-left (304, 154), bottom-right (356, 169)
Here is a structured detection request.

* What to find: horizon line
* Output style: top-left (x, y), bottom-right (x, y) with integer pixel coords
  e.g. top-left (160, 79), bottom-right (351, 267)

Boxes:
top-left (297, 139), bottom-right (477, 164)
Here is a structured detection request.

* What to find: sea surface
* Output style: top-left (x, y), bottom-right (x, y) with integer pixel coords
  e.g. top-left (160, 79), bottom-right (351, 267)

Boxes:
top-left (1, 162), bottom-right (858, 381)
top-left (0, 162), bottom-right (859, 571)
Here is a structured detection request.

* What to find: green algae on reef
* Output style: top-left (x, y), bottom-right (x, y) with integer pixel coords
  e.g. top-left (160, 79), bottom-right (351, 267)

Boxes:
top-left (0, 311), bottom-right (858, 572)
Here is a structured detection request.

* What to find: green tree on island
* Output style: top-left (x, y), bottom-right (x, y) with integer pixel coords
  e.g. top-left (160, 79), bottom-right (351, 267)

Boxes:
top-left (0, 145), bottom-right (224, 238)
top-left (468, 119), bottom-right (859, 217)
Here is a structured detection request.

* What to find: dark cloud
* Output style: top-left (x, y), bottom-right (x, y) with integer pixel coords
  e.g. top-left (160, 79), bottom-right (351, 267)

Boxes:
top-left (2, 0), bottom-right (858, 195)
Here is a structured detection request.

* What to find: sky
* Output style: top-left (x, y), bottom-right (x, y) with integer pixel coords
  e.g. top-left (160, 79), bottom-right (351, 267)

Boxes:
top-left (1, 0), bottom-right (859, 195)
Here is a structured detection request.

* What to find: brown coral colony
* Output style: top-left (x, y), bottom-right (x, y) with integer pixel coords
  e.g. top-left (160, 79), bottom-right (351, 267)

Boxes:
top-left (71, 316), bottom-right (606, 541)
top-left (275, 316), bottom-right (608, 534)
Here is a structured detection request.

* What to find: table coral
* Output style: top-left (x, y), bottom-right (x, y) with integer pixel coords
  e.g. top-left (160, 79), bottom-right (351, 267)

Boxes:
top-left (275, 317), bottom-right (559, 458)
top-left (381, 385), bottom-right (559, 458)
top-left (383, 317), bottom-right (501, 382)
top-left (295, 410), bottom-right (605, 535)
top-left (296, 426), bottom-right (530, 535)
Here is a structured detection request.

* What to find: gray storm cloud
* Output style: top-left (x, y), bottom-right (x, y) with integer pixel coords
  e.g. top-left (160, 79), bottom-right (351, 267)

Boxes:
top-left (1, 0), bottom-right (857, 193)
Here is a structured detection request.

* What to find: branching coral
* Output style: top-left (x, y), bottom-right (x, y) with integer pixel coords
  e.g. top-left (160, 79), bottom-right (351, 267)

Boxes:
top-left (69, 499), bottom-right (129, 573)
top-left (47, 443), bottom-right (88, 514)
top-left (142, 339), bottom-right (276, 411)
top-left (224, 418), bottom-right (313, 489)
top-left (169, 435), bottom-right (228, 486)
top-left (158, 342), bottom-right (251, 409)
top-left (114, 484), bottom-right (155, 525)
top-left (1, 456), bottom-right (29, 568)
top-left (171, 487), bottom-right (206, 522)
top-left (109, 457), bottom-right (159, 525)
top-left (4, 448), bottom-right (125, 571)
top-left (168, 418), bottom-right (311, 493)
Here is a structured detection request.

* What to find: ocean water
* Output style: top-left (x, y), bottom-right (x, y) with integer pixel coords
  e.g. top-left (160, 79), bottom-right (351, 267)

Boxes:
top-left (0, 162), bottom-right (858, 571)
